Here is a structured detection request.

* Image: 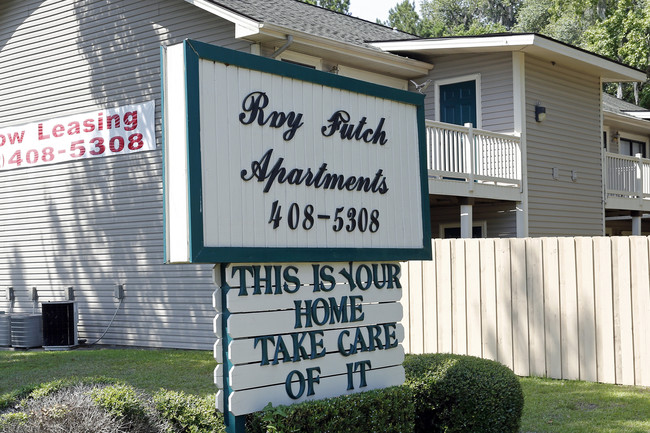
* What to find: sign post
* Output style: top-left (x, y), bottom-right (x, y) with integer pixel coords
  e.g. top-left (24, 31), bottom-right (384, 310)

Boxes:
top-left (162, 39), bottom-right (431, 432)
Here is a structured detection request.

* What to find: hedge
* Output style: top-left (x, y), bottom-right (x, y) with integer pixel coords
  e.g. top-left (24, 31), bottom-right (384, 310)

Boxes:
top-left (247, 385), bottom-right (415, 433)
top-left (403, 353), bottom-right (524, 433)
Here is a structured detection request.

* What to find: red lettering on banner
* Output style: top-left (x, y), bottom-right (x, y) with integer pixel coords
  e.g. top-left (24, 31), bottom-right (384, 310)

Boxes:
top-left (52, 124), bottom-right (65, 138)
top-left (83, 119), bottom-right (95, 132)
top-left (0, 131), bottom-right (25, 146)
top-left (67, 121), bottom-right (81, 135)
top-left (38, 123), bottom-right (50, 140)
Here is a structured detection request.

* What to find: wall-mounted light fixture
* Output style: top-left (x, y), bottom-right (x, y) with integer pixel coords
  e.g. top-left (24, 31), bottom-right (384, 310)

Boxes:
top-left (535, 104), bottom-right (546, 122)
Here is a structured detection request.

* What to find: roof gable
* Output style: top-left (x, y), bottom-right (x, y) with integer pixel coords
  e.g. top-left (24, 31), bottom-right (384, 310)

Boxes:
top-left (198, 0), bottom-right (416, 49)
top-left (370, 33), bottom-right (646, 83)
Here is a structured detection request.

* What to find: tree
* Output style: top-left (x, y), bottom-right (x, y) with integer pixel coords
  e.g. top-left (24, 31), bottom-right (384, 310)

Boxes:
top-left (384, 0), bottom-right (525, 36)
top-left (301, 0), bottom-right (350, 14)
top-left (385, 0), bottom-right (420, 34)
top-left (583, 0), bottom-right (650, 105)
top-left (383, 0), bottom-right (649, 107)
top-left (515, 0), bottom-right (604, 45)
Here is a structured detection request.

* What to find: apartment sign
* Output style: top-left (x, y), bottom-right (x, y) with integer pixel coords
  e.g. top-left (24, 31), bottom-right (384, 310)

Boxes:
top-left (0, 101), bottom-right (155, 171)
top-left (162, 40), bottom-right (429, 424)
top-left (212, 261), bottom-right (405, 415)
top-left (162, 40), bottom-right (431, 264)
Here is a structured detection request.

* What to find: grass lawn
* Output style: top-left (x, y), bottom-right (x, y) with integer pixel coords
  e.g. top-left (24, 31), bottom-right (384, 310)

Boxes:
top-left (2, 348), bottom-right (650, 432)
top-left (520, 376), bottom-right (650, 433)
top-left (0, 348), bottom-right (216, 397)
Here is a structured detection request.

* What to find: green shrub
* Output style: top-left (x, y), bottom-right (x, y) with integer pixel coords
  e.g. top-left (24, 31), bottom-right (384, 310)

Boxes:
top-left (153, 389), bottom-right (225, 433)
top-left (0, 412), bottom-right (29, 428)
top-left (403, 353), bottom-right (524, 433)
top-left (247, 385), bottom-right (414, 433)
top-left (91, 383), bottom-right (147, 421)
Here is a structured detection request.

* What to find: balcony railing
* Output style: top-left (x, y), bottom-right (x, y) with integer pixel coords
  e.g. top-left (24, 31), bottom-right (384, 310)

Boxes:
top-left (605, 152), bottom-right (650, 201)
top-left (425, 120), bottom-right (521, 188)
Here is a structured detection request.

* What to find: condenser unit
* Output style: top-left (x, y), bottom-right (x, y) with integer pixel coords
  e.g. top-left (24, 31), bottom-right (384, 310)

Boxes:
top-left (10, 314), bottom-right (43, 349)
top-left (42, 301), bottom-right (77, 349)
top-left (0, 312), bottom-right (10, 347)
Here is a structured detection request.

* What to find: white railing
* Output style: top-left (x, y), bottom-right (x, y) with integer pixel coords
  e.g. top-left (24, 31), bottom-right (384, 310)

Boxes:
top-left (426, 120), bottom-right (521, 187)
top-left (605, 152), bottom-right (650, 200)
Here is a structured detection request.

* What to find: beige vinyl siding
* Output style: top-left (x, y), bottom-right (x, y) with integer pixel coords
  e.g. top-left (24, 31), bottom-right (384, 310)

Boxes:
top-left (525, 56), bottom-right (604, 236)
top-left (0, 0), bottom-right (250, 349)
top-left (422, 52), bottom-right (515, 133)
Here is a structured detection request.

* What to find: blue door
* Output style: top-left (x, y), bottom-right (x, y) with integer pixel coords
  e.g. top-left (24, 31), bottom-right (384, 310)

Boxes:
top-left (439, 80), bottom-right (477, 127)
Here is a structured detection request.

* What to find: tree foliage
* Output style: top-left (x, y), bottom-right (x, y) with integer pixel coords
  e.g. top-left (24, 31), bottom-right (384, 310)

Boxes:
top-left (302, 0), bottom-right (350, 14)
top-left (383, 0), bottom-right (650, 107)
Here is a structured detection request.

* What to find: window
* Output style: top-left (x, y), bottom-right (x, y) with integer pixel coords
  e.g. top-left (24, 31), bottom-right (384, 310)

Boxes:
top-left (439, 221), bottom-right (487, 239)
top-left (620, 137), bottom-right (647, 158)
top-left (434, 74), bottom-right (482, 129)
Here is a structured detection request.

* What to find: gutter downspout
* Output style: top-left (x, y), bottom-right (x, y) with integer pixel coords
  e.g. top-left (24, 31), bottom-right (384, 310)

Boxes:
top-left (270, 35), bottom-right (294, 59)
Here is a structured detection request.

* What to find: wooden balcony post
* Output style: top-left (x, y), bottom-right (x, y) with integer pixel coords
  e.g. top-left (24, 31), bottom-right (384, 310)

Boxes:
top-left (636, 153), bottom-right (643, 201)
top-left (465, 123), bottom-right (474, 191)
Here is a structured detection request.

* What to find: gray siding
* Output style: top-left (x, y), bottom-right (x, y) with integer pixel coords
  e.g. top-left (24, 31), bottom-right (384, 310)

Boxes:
top-left (0, 0), bottom-right (249, 349)
top-left (421, 52), bottom-right (515, 133)
top-left (525, 56), bottom-right (604, 236)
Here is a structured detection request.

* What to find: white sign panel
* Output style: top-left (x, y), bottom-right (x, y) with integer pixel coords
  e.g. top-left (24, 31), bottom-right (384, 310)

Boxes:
top-left (212, 262), bottom-right (405, 416)
top-left (0, 101), bottom-right (155, 171)
top-left (163, 40), bottom-right (431, 264)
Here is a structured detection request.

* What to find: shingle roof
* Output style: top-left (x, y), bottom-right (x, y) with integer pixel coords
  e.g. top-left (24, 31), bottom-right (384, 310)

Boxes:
top-left (603, 93), bottom-right (650, 120)
top-left (207, 0), bottom-right (417, 50)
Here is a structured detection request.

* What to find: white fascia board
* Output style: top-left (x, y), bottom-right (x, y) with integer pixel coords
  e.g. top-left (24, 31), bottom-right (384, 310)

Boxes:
top-left (626, 112), bottom-right (650, 120)
top-left (183, 0), bottom-right (262, 35)
top-left (372, 34), bottom-right (645, 82)
top-left (256, 23), bottom-right (433, 78)
top-left (529, 35), bottom-right (646, 83)
top-left (370, 34), bottom-right (536, 53)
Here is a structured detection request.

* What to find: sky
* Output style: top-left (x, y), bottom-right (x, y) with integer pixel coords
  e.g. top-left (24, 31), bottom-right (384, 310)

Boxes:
top-left (347, 0), bottom-right (406, 24)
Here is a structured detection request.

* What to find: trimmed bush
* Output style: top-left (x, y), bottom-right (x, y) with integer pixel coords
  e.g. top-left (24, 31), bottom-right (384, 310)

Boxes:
top-left (404, 353), bottom-right (524, 433)
top-left (247, 385), bottom-right (414, 433)
top-left (153, 389), bottom-right (225, 433)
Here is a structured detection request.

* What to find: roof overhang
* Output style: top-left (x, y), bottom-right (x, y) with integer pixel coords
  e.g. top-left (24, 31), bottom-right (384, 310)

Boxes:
top-left (604, 110), bottom-right (650, 136)
top-left (370, 34), bottom-right (646, 83)
top-left (183, 0), bottom-right (433, 79)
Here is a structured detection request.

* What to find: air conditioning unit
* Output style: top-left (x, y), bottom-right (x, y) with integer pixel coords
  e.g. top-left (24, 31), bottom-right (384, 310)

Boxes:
top-left (42, 301), bottom-right (77, 350)
top-left (10, 314), bottom-right (43, 349)
top-left (0, 312), bottom-right (10, 347)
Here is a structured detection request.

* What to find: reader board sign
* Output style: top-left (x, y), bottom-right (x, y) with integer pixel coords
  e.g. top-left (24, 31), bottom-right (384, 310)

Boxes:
top-left (212, 261), bottom-right (405, 416)
top-left (162, 40), bottom-right (431, 264)
top-left (0, 101), bottom-right (155, 171)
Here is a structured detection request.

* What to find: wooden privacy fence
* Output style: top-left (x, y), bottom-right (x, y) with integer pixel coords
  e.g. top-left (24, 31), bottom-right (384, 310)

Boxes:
top-left (400, 236), bottom-right (650, 387)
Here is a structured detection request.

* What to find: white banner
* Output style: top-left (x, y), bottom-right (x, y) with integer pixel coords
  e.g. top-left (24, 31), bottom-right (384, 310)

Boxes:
top-left (0, 100), bottom-right (155, 171)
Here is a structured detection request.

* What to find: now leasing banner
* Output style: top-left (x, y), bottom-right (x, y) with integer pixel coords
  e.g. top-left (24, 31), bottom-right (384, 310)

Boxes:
top-left (0, 101), bottom-right (155, 171)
